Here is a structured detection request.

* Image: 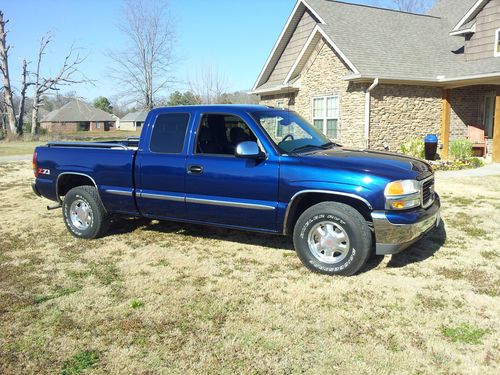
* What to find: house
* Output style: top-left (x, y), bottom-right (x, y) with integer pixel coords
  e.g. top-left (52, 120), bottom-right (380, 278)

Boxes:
top-left (118, 111), bottom-right (148, 131)
top-left (40, 99), bottom-right (116, 132)
top-left (251, 0), bottom-right (500, 161)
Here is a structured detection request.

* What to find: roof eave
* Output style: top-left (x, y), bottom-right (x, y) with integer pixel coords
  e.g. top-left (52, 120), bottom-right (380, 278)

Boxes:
top-left (451, 0), bottom-right (486, 33)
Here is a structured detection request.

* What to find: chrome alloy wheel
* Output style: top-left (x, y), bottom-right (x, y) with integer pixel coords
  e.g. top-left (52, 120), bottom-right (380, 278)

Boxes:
top-left (69, 199), bottom-right (93, 230)
top-left (307, 221), bottom-right (350, 264)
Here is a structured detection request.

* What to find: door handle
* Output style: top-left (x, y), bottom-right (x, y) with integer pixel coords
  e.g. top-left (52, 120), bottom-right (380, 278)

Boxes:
top-left (188, 165), bottom-right (203, 174)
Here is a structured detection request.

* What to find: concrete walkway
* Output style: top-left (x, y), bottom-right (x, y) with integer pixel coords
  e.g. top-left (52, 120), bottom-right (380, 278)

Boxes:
top-left (0, 154), bottom-right (32, 163)
top-left (435, 163), bottom-right (500, 179)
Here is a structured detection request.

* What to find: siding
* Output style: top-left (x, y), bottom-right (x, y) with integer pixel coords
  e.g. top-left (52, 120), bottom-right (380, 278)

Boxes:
top-left (265, 10), bottom-right (318, 86)
top-left (465, 0), bottom-right (500, 61)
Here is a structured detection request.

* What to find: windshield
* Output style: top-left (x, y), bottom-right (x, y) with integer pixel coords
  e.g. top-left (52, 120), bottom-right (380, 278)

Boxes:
top-left (251, 110), bottom-right (333, 153)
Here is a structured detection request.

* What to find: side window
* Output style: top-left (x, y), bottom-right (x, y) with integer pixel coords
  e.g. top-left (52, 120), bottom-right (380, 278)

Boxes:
top-left (150, 113), bottom-right (190, 153)
top-left (196, 114), bottom-right (257, 155)
top-left (495, 29), bottom-right (500, 57)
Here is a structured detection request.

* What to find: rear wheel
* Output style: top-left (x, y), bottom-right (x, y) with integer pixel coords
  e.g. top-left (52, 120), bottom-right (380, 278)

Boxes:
top-left (293, 202), bottom-right (371, 276)
top-left (62, 186), bottom-right (109, 239)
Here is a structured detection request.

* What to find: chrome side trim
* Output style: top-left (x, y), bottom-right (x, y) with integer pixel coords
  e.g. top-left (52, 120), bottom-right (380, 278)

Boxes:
top-left (139, 192), bottom-right (184, 202)
top-left (282, 190), bottom-right (373, 235)
top-left (105, 189), bottom-right (133, 197)
top-left (185, 197), bottom-right (276, 211)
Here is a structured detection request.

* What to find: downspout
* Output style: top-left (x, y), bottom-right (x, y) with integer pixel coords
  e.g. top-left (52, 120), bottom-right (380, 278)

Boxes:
top-left (364, 78), bottom-right (379, 149)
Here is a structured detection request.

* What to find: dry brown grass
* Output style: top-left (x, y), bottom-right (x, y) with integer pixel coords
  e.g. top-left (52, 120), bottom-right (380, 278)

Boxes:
top-left (0, 162), bottom-right (499, 374)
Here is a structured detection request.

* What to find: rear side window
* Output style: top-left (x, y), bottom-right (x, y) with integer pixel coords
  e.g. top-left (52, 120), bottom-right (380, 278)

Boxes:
top-left (150, 113), bottom-right (190, 153)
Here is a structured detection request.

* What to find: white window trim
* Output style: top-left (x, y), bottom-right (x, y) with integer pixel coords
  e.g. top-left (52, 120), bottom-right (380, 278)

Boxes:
top-left (495, 28), bottom-right (500, 57)
top-left (311, 95), bottom-right (340, 140)
top-left (275, 100), bottom-right (286, 137)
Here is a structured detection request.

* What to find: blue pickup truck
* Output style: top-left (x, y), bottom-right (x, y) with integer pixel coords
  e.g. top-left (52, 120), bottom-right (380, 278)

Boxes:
top-left (32, 105), bottom-right (440, 275)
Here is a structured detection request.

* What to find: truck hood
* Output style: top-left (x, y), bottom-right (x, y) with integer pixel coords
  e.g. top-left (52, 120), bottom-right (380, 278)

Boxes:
top-left (300, 147), bottom-right (431, 178)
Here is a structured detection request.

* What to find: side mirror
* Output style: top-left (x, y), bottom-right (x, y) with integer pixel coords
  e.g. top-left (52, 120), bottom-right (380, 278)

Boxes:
top-left (235, 141), bottom-right (263, 159)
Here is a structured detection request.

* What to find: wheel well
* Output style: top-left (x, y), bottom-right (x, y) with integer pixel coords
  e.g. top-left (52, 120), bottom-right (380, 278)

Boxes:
top-left (284, 193), bottom-right (373, 235)
top-left (57, 174), bottom-right (96, 199)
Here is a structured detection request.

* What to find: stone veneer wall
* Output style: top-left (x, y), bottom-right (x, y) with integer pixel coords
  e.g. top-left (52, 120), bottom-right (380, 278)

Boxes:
top-left (369, 85), bottom-right (442, 151)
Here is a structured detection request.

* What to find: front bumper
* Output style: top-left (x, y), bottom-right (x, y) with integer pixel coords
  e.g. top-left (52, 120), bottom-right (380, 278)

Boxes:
top-left (371, 196), bottom-right (441, 255)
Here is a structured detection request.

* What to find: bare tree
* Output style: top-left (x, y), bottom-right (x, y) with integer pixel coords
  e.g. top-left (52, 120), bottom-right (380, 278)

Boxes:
top-left (108, 0), bottom-right (175, 110)
top-left (17, 59), bottom-right (29, 134)
top-left (0, 11), bottom-right (16, 134)
top-left (30, 34), bottom-right (90, 134)
top-left (392, 0), bottom-right (432, 13)
top-left (188, 64), bottom-right (229, 104)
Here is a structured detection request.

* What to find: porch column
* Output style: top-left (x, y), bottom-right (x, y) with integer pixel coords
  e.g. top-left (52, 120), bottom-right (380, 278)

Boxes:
top-left (493, 87), bottom-right (500, 163)
top-left (440, 89), bottom-right (451, 159)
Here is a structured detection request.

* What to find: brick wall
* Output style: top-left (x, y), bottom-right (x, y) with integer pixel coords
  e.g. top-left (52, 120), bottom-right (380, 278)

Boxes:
top-left (449, 85), bottom-right (497, 141)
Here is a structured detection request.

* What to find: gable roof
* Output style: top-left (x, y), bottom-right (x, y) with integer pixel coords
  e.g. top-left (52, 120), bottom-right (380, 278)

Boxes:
top-left (253, 0), bottom-right (500, 93)
top-left (120, 110), bottom-right (148, 122)
top-left (41, 100), bottom-right (115, 123)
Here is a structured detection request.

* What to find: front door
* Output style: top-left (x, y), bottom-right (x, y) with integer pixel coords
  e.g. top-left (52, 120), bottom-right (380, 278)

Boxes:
top-left (185, 113), bottom-right (279, 231)
top-left (484, 94), bottom-right (496, 139)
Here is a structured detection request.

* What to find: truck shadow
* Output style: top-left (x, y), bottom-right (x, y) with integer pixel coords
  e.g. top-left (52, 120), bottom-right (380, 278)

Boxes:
top-left (386, 220), bottom-right (447, 268)
top-left (108, 217), bottom-right (295, 251)
top-left (107, 217), bottom-right (446, 271)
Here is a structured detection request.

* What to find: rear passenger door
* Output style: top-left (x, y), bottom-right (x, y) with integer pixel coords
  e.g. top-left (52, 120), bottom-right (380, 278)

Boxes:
top-left (135, 111), bottom-right (191, 219)
top-left (185, 112), bottom-right (279, 231)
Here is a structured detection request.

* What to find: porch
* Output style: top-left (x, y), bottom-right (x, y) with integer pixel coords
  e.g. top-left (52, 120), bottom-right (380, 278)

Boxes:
top-left (441, 84), bottom-right (500, 162)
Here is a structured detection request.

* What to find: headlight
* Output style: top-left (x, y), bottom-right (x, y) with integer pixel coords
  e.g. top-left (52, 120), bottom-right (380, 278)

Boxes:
top-left (384, 180), bottom-right (420, 210)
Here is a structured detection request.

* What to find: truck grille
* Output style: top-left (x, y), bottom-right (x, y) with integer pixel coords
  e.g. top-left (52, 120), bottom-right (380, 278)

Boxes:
top-left (421, 177), bottom-right (435, 208)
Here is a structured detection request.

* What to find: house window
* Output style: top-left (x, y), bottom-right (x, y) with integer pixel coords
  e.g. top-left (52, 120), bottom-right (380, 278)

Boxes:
top-left (495, 29), bottom-right (500, 57)
top-left (312, 96), bottom-right (339, 139)
top-left (95, 122), bottom-right (100, 129)
top-left (275, 100), bottom-right (285, 137)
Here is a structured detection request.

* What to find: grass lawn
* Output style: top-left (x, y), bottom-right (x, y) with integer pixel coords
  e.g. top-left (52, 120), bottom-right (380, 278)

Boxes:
top-left (0, 162), bottom-right (499, 374)
top-left (0, 130), bottom-right (141, 157)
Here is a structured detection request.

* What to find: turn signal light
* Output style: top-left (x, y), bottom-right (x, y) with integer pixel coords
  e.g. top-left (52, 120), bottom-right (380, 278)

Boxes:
top-left (33, 151), bottom-right (38, 178)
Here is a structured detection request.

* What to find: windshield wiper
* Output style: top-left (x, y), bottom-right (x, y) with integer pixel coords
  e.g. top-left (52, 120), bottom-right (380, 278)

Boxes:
top-left (291, 144), bottom-right (325, 153)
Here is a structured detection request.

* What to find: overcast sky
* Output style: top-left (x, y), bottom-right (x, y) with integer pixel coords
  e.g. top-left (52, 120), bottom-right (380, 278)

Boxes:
top-left (3, 0), bottom-right (433, 103)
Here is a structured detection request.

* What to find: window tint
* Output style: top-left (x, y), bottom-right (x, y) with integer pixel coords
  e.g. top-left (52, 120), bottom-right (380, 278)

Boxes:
top-left (150, 113), bottom-right (190, 153)
top-left (196, 114), bottom-right (257, 155)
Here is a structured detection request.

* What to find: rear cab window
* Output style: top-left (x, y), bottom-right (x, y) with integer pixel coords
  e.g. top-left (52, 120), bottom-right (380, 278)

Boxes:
top-left (149, 113), bottom-right (190, 153)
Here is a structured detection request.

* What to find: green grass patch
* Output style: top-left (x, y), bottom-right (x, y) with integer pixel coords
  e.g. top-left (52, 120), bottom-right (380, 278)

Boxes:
top-left (441, 323), bottom-right (488, 345)
top-left (60, 350), bottom-right (99, 374)
top-left (131, 299), bottom-right (144, 309)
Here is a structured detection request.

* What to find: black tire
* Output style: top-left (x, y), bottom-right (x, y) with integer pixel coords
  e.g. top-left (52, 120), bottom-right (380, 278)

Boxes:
top-left (293, 202), bottom-right (372, 276)
top-left (62, 186), bottom-right (110, 239)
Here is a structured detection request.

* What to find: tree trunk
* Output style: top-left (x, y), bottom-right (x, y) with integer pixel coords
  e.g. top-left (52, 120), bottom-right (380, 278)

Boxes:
top-left (17, 59), bottom-right (28, 135)
top-left (0, 11), bottom-right (16, 134)
top-left (31, 94), bottom-right (40, 135)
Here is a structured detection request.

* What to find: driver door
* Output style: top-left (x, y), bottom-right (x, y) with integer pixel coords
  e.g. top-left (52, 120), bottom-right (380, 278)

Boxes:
top-left (185, 112), bottom-right (279, 231)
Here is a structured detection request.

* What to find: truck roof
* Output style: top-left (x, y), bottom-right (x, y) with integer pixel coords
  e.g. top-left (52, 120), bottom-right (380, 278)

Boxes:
top-left (152, 104), bottom-right (276, 112)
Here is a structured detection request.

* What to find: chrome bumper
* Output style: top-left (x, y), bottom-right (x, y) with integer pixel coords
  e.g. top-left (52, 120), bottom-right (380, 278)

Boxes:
top-left (371, 203), bottom-right (440, 255)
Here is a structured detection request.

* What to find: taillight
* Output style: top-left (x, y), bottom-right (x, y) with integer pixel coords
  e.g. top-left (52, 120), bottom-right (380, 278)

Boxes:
top-left (33, 151), bottom-right (38, 178)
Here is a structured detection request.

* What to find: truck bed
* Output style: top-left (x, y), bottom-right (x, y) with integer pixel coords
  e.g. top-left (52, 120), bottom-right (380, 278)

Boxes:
top-left (35, 140), bottom-right (139, 215)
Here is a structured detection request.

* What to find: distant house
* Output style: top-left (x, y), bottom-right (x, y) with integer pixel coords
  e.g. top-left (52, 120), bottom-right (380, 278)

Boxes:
top-left (252, 0), bottom-right (500, 161)
top-left (118, 111), bottom-right (148, 131)
top-left (40, 100), bottom-right (116, 132)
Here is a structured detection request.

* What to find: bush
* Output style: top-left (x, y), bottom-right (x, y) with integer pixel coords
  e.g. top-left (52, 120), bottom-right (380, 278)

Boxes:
top-left (449, 139), bottom-right (472, 160)
top-left (399, 138), bottom-right (425, 159)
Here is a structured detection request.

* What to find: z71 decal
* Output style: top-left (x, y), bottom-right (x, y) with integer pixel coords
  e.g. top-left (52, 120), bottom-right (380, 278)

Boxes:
top-left (38, 168), bottom-right (50, 175)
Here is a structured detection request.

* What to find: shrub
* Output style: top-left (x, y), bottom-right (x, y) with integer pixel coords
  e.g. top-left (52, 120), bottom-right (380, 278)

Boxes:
top-left (449, 139), bottom-right (472, 160)
top-left (399, 138), bottom-right (425, 159)
top-left (469, 157), bottom-right (484, 168)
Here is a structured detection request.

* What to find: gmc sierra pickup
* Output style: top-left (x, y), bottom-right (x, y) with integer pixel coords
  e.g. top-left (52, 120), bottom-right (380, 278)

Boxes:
top-left (32, 105), bottom-right (440, 275)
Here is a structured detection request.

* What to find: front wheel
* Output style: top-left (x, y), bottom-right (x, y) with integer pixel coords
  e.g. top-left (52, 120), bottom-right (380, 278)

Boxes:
top-left (293, 202), bottom-right (372, 276)
top-left (62, 186), bottom-right (110, 239)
